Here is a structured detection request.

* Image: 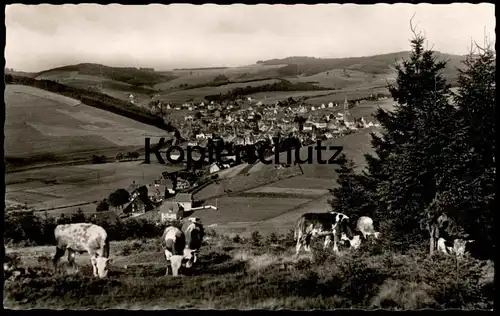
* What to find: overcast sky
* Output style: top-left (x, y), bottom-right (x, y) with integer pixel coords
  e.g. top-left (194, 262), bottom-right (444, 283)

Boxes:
top-left (5, 3), bottom-right (496, 72)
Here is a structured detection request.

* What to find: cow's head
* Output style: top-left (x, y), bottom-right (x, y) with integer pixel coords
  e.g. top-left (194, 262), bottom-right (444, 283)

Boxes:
top-left (170, 255), bottom-right (184, 276)
top-left (91, 257), bottom-right (112, 278)
top-left (183, 248), bottom-right (197, 268)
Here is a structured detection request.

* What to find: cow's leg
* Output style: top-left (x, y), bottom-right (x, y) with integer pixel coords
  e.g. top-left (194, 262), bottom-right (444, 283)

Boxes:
top-left (295, 235), bottom-right (303, 256)
top-left (88, 252), bottom-right (98, 277)
top-left (304, 235), bottom-right (312, 252)
top-left (67, 249), bottom-right (78, 272)
top-left (53, 247), bottom-right (66, 274)
top-left (323, 235), bottom-right (332, 249)
top-left (333, 233), bottom-right (340, 253)
top-left (429, 227), bottom-right (435, 257)
top-left (164, 250), bottom-right (172, 276)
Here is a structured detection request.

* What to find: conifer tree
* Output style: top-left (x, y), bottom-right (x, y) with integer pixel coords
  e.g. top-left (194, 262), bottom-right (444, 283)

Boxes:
top-left (328, 154), bottom-right (376, 219)
top-left (435, 41), bottom-right (496, 258)
top-left (364, 18), bottom-right (457, 250)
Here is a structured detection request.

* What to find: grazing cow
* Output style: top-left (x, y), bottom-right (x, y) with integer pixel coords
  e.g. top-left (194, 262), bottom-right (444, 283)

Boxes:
top-left (356, 216), bottom-right (381, 241)
top-left (294, 211), bottom-right (354, 256)
top-left (161, 226), bottom-right (190, 276)
top-left (181, 217), bottom-right (205, 268)
top-left (430, 213), bottom-right (460, 256)
top-left (53, 223), bottom-right (111, 278)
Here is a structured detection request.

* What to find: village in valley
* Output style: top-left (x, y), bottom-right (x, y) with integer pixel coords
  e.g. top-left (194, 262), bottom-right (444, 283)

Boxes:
top-left (94, 93), bottom-right (385, 224)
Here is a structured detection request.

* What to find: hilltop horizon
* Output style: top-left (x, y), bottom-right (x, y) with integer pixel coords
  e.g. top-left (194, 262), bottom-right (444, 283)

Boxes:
top-left (7, 49), bottom-right (466, 74)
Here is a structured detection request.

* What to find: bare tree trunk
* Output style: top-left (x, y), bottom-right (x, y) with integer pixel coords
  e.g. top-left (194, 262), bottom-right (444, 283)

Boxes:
top-left (429, 226), bottom-right (435, 257)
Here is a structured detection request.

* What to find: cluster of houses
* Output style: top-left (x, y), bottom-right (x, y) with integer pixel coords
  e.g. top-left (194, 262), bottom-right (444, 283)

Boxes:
top-left (156, 96), bottom-right (380, 149)
top-left (106, 177), bottom-right (195, 223)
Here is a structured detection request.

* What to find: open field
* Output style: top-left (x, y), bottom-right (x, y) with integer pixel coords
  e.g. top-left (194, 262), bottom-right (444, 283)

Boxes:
top-left (154, 64), bottom-right (286, 90)
top-left (305, 87), bottom-right (390, 105)
top-left (246, 90), bottom-right (336, 104)
top-left (4, 85), bottom-right (167, 166)
top-left (287, 69), bottom-right (393, 90)
top-left (155, 79), bottom-right (281, 103)
top-left (4, 232), bottom-right (493, 309)
top-left (5, 161), bottom-right (180, 212)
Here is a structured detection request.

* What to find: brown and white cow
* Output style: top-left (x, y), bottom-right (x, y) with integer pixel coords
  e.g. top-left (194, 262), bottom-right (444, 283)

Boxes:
top-left (161, 226), bottom-right (192, 276)
top-left (356, 216), bottom-right (382, 241)
top-left (53, 223), bottom-right (112, 278)
top-left (294, 211), bottom-right (354, 256)
top-left (181, 217), bottom-right (205, 268)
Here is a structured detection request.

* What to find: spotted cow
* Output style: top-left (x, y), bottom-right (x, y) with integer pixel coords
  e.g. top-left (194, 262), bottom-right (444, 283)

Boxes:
top-left (161, 226), bottom-right (193, 276)
top-left (53, 223), bottom-right (111, 278)
top-left (294, 211), bottom-right (354, 256)
top-left (181, 217), bottom-right (205, 268)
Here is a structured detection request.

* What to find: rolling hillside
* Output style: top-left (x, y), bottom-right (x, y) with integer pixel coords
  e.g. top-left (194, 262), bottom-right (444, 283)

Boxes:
top-left (27, 51), bottom-right (464, 106)
top-left (4, 84), bottom-right (169, 168)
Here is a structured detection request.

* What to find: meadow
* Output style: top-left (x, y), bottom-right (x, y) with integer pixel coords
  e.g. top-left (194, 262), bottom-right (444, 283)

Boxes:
top-left (4, 85), bottom-right (169, 168)
top-left (5, 161), bottom-right (180, 213)
top-left (4, 229), bottom-right (494, 310)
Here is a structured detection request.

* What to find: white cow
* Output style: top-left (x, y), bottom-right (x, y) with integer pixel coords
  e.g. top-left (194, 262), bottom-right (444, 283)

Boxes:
top-left (161, 226), bottom-right (192, 276)
top-left (356, 216), bottom-right (381, 240)
top-left (53, 223), bottom-right (112, 278)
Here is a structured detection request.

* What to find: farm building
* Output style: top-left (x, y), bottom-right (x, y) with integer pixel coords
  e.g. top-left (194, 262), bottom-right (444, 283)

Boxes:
top-left (172, 193), bottom-right (193, 211)
top-left (158, 201), bottom-right (184, 222)
top-left (123, 194), bottom-right (155, 216)
top-left (147, 178), bottom-right (173, 203)
top-left (127, 182), bottom-right (149, 199)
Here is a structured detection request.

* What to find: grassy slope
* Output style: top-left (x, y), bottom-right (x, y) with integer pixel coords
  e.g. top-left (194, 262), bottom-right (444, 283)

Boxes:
top-left (4, 84), bottom-right (168, 166)
top-left (4, 234), bottom-right (494, 309)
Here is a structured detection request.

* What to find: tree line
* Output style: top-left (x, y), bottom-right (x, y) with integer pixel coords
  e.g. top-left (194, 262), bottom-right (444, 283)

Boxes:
top-left (204, 80), bottom-right (330, 103)
top-left (5, 74), bottom-right (179, 133)
top-left (329, 30), bottom-right (495, 260)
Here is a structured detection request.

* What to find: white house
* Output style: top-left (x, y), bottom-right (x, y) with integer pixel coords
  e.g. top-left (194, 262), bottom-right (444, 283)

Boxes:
top-left (328, 102), bottom-right (334, 108)
top-left (196, 133), bottom-right (206, 139)
top-left (209, 163), bottom-right (221, 174)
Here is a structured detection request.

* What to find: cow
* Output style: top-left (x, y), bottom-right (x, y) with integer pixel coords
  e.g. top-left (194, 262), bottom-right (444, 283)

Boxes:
top-left (161, 226), bottom-right (191, 276)
top-left (294, 211), bottom-right (354, 256)
top-left (356, 216), bottom-right (381, 241)
top-left (52, 223), bottom-right (112, 278)
top-left (181, 217), bottom-right (205, 268)
top-left (430, 213), bottom-right (460, 256)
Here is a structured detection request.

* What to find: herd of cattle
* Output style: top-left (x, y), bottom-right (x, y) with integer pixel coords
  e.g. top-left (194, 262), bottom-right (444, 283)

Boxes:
top-left (14, 210), bottom-right (473, 279)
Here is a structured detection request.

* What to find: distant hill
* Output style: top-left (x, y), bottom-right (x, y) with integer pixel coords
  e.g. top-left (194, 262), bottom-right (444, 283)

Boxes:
top-left (35, 63), bottom-right (177, 87)
top-left (4, 69), bottom-right (36, 78)
top-left (256, 51), bottom-right (465, 84)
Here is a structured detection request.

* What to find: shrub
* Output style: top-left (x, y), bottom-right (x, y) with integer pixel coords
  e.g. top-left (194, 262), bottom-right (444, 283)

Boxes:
top-left (251, 231), bottom-right (262, 246)
top-left (266, 232), bottom-right (279, 245)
